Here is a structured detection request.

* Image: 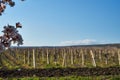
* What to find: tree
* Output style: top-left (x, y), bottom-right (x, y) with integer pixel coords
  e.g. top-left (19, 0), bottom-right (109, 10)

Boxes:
top-left (0, 0), bottom-right (24, 15)
top-left (0, 0), bottom-right (24, 52)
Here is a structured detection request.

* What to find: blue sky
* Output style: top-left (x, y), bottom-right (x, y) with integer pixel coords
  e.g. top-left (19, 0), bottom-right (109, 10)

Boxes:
top-left (0, 0), bottom-right (120, 46)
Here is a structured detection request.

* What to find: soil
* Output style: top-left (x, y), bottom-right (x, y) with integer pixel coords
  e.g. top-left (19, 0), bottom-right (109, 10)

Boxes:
top-left (0, 67), bottom-right (120, 78)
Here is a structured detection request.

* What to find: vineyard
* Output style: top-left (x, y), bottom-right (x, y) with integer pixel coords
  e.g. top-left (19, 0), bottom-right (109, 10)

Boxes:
top-left (0, 45), bottom-right (120, 78)
top-left (0, 45), bottom-right (120, 69)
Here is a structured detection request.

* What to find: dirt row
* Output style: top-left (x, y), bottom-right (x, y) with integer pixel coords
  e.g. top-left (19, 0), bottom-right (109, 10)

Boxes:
top-left (0, 67), bottom-right (120, 78)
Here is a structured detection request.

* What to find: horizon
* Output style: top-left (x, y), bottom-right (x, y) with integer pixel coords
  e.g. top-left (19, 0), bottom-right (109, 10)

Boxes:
top-left (11, 43), bottom-right (120, 47)
top-left (0, 0), bottom-right (120, 46)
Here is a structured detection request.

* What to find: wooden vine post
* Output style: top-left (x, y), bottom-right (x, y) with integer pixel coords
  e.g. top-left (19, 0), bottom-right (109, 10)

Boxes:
top-left (90, 50), bottom-right (96, 67)
top-left (46, 48), bottom-right (50, 64)
top-left (41, 49), bottom-right (45, 62)
top-left (27, 49), bottom-right (30, 65)
top-left (62, 49), bottom-right (66, 67)
top-left (98, 49), bottom-right (102, 62)
top-left (33, 49), bottom-right (36, 68)
top-left (81, 49), bottom-right (84, 67)
top-left (104, 50), bottom-right (108, 65)
top-left (118, 49), bottom-right (120, 65)
top-left (70, 48), bottom-right (74, 65)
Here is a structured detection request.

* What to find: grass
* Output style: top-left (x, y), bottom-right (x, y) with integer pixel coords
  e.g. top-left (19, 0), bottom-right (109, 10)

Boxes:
top-left (0, 75), bottom-right (120, 80)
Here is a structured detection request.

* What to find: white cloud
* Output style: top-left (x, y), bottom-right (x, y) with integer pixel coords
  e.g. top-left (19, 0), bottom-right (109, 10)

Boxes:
top-left (60, 39), bottom-right (97, 46)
